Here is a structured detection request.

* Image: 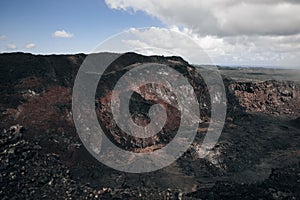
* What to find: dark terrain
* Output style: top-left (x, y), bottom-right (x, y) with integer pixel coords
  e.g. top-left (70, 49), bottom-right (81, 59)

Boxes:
top-left (0, 52), bottom-right (299, 199)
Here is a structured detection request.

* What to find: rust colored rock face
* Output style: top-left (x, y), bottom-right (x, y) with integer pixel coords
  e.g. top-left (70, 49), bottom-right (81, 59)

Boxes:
top-left (229, 80), bottom-right (300, 116)
top-left (94, 52), bottom-right (211, 151)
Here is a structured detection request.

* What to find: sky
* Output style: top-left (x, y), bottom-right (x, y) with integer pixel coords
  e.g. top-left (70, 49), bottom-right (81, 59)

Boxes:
top-left (1, 0), bottom-right (300, 67)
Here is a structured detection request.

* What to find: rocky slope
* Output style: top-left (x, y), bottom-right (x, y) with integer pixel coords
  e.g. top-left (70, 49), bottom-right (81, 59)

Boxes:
top-left (0, 52), bottom-right (299, 199)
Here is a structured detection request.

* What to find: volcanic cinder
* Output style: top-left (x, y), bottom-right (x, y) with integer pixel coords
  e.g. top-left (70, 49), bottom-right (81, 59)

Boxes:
top-left (0, 52), bottom-right (299, 199)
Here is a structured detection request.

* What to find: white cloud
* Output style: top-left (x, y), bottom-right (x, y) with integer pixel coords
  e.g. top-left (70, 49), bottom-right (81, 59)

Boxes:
top-left (52, 30), bottom-right (74, 38)
top-left (105, 1), bottom-right (300, 67)
top-left (7, 43), bottom-right (17, 50)
top-left (0, 35), bottom-right (7, 40)
top-left (101, 27), bottom-right (300, 67)
top-left (105, 0), bottom-right (300, 36)
top-left (25, 43), bottom-right (36, 49)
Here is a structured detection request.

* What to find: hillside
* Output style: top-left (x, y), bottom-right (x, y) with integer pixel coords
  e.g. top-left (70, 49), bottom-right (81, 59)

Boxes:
top-left (0, 52), bottom-right (300, 199)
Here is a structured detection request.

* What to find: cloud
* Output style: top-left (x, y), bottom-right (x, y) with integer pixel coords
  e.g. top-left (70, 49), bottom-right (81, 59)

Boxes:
top-left (121, 28), bottom-right (196, 59)
top-left (0, 35), bottom-right (7, 40)
top-left (52, 30), bottom-right (74, 38)
top-left (7, 44), bottom-right (17, 50)
top-left (25, 43), bottom-right (36, 49)
top-left (105, 0), bottom-right (300, 37)
top-left (104, 27), bottom-right (300, 67)
top-left (105, 1), bottom-right (300, 67)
